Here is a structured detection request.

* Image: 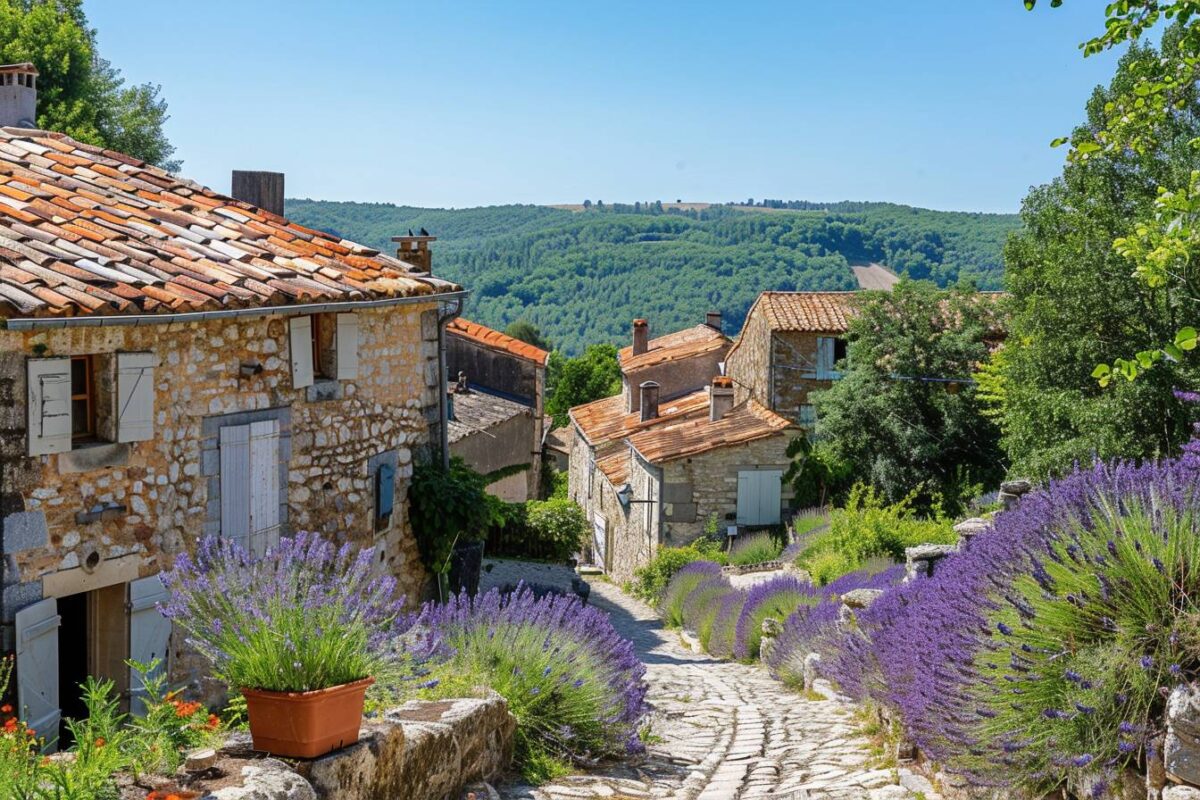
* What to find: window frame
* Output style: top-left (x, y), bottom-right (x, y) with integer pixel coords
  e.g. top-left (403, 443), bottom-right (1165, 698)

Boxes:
top-left (70, 355), bottom-right (97, 442)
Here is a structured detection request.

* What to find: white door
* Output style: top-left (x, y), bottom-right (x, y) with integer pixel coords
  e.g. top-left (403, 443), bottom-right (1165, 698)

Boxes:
top-left (128, 576), bottom-right (172, 716)
top-left (220, 420), bottom-right (281, 557)
top-left (592, 514), bottom-right (608, 571)
top-left (15, 597), bottom-right (61, 751)
top-left (736, 470), bottom-right (783, 526)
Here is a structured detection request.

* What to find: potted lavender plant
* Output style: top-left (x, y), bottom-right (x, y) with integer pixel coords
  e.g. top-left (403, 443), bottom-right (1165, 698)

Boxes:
top-left (160, 533), bottom-right (407, 758)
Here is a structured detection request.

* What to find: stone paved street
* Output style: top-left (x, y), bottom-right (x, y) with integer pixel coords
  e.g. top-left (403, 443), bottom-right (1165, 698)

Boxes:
top-left (480, 562), bottom-right (939, 800)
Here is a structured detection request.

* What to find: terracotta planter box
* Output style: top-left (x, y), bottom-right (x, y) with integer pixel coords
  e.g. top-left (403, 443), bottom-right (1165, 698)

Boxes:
top-left (242, 677), bottom-right (374, 758)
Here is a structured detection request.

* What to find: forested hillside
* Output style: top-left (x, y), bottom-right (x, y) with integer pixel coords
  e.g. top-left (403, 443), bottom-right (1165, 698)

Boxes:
top-left (286, 200), bottom-right (1018, 354)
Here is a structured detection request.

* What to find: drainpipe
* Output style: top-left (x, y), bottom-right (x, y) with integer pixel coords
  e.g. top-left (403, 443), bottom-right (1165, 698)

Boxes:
top-left (436, 297), bottom-right (464, 470)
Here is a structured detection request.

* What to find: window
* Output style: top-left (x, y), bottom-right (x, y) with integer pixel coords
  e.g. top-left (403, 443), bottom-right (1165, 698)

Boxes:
top-left (815, 337), bottom-right (847, 379)
top-left (70, 356), bottom-right (95, 440)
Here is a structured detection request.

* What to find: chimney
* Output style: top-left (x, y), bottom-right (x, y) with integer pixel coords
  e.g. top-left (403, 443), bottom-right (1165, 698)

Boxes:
top-left (632, 319), bottom-right (649, 356)
top-left (0, 63), bottom-right (37, 128)
top-left (706, 310), bottom-right (722, 331)
top-left (710, 376), bottom-right (735, 421)
top-left (639, 381), bottom-right (660, 423)
top-left (391, 231), bottom-right (437, 273)
top-left (231, 171), bottom-right (285, 217)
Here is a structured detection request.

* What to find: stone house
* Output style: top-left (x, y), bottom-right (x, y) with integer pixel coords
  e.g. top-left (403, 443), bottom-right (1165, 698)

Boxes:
top-left (569, 378), bottom-right (794, 582)
top-left (445, 318), bottom-right (548, 502)
top-left (724, 292), bottom-right (856, 428)
top-left (0, 70), bottom-right (464, 743)
top-left (619, 313), bottom-right (730, 414)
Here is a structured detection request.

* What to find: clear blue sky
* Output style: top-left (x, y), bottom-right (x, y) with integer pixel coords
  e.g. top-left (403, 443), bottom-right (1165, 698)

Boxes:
top-left (86, 1), bottom-right (1123, 213)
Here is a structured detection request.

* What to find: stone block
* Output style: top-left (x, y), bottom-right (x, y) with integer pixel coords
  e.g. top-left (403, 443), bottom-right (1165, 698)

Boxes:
top-left (57, 443), bottom-right (130, 474)
top-left (2, 510), bottom-right (48, 552)
top-left (802, 652), bottom-right (821, 691)
top-left (210, 759), bottom-right (316, 800)
top-left (841, 588), bottom-right (884, 609)
top-left (1167, 686), bottom-right (1200, 785)
top-left (665, 502), bottom-right (697, 522)
top-left (305, 379), bottom-right (342, 404)
top-left (662, 482), bottom-right (694, 504)
top-left (1, 580), bottom-right (42, 623)
top-left (1000, 478), bottom-right (1034, 496)
top-left (905, 543), bottom-right (957, 582)
top-left (953, 517), bottom-right (990, 543)
top-left (1164, 787), bottom-right (1200, 800)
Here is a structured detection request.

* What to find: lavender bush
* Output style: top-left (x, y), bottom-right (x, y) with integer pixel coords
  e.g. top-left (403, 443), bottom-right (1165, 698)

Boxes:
top-left (160, 533), bottom-right (409, 693)
top-left (680, 576), bottom-right (735, 647)
top-left (413, 584), bottom-right (648, 781)
top-left (706, 588), bottom-right (749, 659)
top-left (727, 532), bottom-right (783, 566)
top-left (733, 575), bottom-right (817, 661)
top-left (660, 560), bottom-right (722, 627)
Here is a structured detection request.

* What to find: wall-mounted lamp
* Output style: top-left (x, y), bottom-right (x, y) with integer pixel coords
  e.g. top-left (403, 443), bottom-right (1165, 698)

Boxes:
top-left (616, 483), bottom-right (656, 509)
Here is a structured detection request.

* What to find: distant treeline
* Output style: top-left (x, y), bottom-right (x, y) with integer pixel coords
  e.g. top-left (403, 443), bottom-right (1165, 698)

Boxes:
top-left (286, 200), bottom-right (1018, 355)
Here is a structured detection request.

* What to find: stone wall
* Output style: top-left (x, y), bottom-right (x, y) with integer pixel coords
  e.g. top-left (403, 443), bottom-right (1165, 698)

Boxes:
top-left (449, 410), bottom-right (535, 503)
top-left (726, 323), bottom-right (839, 425)
top-left (726, 308), bottom-right (772, 407)
top-left (568, 430), bottom-right (635, 577)
top-left (622, 346), bottom-right (727, 413)
top-left (1, 301), bottom-right (444, 655)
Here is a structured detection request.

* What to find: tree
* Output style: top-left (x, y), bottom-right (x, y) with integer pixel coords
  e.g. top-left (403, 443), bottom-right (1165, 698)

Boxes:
top-left (995, 38), bottom-right (1200, 478)
top-left (811, 281), bottom-right (1006, 514)
top-left (503, 319), bottom-right (551, 351)
top-left (0, 0), bottom-right (177, 169)
top-left (545, 344), bottom-right (621, 426)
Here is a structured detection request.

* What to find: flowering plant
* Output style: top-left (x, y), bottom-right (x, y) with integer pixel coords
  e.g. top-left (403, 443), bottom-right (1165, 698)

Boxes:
top-left (160, 533), bottom-right (409, 693)
top-left (410, 584), bottom-right (648, 782)
top-left (659, 560), bottom-right (722, 627)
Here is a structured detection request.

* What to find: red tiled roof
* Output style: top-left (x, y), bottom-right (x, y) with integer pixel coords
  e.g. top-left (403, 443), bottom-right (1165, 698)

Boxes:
top-left (596, 449), bottom-right (630, 486)
top-left (756, 292), bottom-right (857, 332)
top-left (448, 318), bottom-right (549, 366)
top-left (626, 400), bottom-right (793, 464)
top-left (0, 128), bottom-right (459, 320)
top-left (568, 390), bottom-right (710, 447)
top-left (618, 324), bottom-right (729, 371)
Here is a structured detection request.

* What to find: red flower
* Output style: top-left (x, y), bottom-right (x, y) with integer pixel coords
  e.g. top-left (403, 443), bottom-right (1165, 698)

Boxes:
top-left (206, 714), bottom-right (219, 730)
top-left (0, 704), bottom-right (11, 714)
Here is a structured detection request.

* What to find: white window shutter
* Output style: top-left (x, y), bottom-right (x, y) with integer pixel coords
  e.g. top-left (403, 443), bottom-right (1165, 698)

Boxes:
top-left (27, 358), bottom-right (71, 456)
top-left (248, 419), bottom-right (281, 557)
top-left (288, 316), bottom-right (314, 389)
top-left (219, 425), bottom-right (251, 552)
top-left (16, 597), bottom-right (61, 751)
top-left (736, 471), bottom-right (753, 525)
top-left (116, 352), bottom-right (157, 443)
top-left (128, 576), bottom-right (171, 717)
top-left (336, 313), bottom-right (359, 380)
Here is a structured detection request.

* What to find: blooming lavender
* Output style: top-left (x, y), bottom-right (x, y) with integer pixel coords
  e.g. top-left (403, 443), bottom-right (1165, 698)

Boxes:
top-left (660, 560), bottom-right (723, 628)
top-left (681, 576), bottom-right (736, 647)
top-left (413, 583), bottom-right (648, 777)
top-left (706, 588), bottom-right (749, 659)
top-left (160, 532), bottom-right (409, 693)
top-left (733, 574), bottom-right (819, 661)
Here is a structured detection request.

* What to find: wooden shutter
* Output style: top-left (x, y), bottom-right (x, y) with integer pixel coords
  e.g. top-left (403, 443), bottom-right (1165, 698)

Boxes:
top-left (219, 425), bottom-right (251, 552)
top-left (116, 352), bottom-right (157, 443)
top-left (376, 462), bottom-right (395, 520)
top-left (248, 419), bottom-right (281, 557)
top-left (288, 316), bottom-right (314, 389)
top-left (816, 337), bottom-right (835, 378)
top-left (128, 576), bottom-right (171, 717)
top-left (27, 358), bottom-right (71, 456)
top-left (592, 514), bottom-right (608, 572)
top-left (759, 469), bottom-right (783, 525)
top-left (336, 313), bottom-right (359, 380)
top-left (15, 597), bottom-right (60, 750)
top-left (736, 471), bottom-right (753, 525)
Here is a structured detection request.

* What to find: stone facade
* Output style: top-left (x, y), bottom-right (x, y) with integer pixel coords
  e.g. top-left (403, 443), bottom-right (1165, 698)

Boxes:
top-left (622, 347), bottom-right (726, 412)
top-left (727, 327), bottom-right (841, 425)
top-left (1, 300), bottom-right (450, 711)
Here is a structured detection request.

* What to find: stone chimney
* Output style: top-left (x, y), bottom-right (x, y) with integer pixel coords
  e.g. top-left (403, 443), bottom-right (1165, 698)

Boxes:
top-left (706, 310), bottom-right (722, 331)
top-left (639, 381), bottom-right (660, 423)
top-left (632, 319), bottom-right (649, 356)
top-left (710, 376), bottom-right (735, 421)
top-left (391, 232), bottom-right (436, 273)
top-left (0, 63), bottom-right (38, 128)
top-left (231, 171), bottom-right (285, 217)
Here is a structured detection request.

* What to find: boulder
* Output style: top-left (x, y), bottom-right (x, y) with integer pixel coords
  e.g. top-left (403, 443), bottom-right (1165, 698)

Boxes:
top-left (1164, 787), bottom-right (1200, 800)
top-left (1167, 686), bottom-right (1200, 786)
top-left (759, 617), bottom-right (784, 663)
top-left (842, 588), bottom-right (884, 609)
top-left (803, 652), bottom-right (822, 691)
top-left (209, 759), bottom-right (317, 800)
top-left (904, 543), bottom-right (957, 582)
top-left (953, 517), bottom-right (990, 544)
top-left (999, 478), bottom-right (1033, 496)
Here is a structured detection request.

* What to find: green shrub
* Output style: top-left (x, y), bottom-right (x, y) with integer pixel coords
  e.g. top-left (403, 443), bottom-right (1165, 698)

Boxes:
top-left (659, 561), bottom-right (724, 628)
top-left (410, 457), bottom-right (495, 574)
top-left (795, 484), bottom-right (954, 585)
top-left (727, 532), bottom-right (783, 566)
top-left (631, 538), bottom-right (727, 603)
top-left (523, 497), bottom-right (589, 561)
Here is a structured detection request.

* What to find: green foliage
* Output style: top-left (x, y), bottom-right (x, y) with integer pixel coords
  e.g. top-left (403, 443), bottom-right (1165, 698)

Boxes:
top-left (410, 457), bottom-right (494, 573)
top-left (504, 319), bottom-right (551, 350)
top-left (523, 497), bottom-right (589, 562)
top-left (795, 484), bottom-right (956, 585)
top-left (629, 540), bottom-right (727, 604)
top-left (784, 436), bottom-right (855, 508)
top-left (811, 280), bottom-right (1006, 515)
top-left (0, 0), bottom-right (177, 168)
top-left (124, 660), bottom-right (221, 777)
top-left (545, 344), bottom-right (622, 426)
top-left (727, 532), bottom-right (784, 567)
top-left (967, 499), bottom-right (1200, 793)
top-left (999, 37), bottom-right (1200, 478)
top-left (285, 200), bottom-right (1017, 355)
top-left (659, 561), bottom-right (724, 628)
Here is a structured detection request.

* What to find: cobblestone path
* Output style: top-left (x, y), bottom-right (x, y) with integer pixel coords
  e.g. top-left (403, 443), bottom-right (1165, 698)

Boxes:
top-left (482, 562), bottom-right (939, 800)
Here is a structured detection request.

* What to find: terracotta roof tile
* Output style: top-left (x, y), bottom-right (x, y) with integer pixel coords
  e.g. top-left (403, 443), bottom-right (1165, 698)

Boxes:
top-left (618, 323), bottom-right (730, 371)
top-left (446, 388), bottom-right (530, 444)
top-left (626, 400), bottom-right (794, 464)
top-left (448, 318), bottom-right (550, 366)
top-left (756, 292), bottom-right (857, 332)
top-left (596, 450), bottom-right (630, 486)
top-left (0, 127), bottom-right (460, 320)
top-left (568, 390), bottom-right (710, 447)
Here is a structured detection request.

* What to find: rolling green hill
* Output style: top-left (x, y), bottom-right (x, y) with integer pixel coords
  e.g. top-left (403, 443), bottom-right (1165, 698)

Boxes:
top-left (285, 200), bottom-right (1018, 354)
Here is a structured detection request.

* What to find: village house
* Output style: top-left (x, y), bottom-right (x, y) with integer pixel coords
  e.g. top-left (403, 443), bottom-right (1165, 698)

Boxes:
top-left (568, 377), bottom-right (794, 581)
top-left (0, 64), bottom-right (465, 743)
top-left (445, 318), bottom-right (548, 502)
top-left (619, 313), bottom-right (730, 413)
top-left (724, 292), bottom-right (856, 428)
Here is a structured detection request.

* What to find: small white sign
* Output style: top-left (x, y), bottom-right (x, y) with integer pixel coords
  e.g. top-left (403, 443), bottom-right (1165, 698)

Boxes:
top-left (726, 525), bottom-right (739, 538)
